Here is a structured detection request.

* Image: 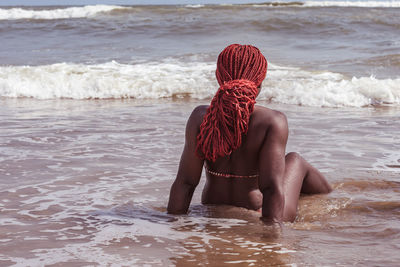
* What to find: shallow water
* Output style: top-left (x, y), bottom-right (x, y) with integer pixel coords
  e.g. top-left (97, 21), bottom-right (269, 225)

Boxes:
top-left (0, 98), bottom-right (399, 266)
top-left (1, 1), bottom-right (399, 265)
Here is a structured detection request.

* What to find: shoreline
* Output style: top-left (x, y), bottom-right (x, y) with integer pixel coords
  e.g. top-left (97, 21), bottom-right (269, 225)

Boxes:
top-left (0, 97), bottom-right (399, 265)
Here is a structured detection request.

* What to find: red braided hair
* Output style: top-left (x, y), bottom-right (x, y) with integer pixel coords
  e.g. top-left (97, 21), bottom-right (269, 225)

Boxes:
top-left (196, 44), bottom-right (267, 162)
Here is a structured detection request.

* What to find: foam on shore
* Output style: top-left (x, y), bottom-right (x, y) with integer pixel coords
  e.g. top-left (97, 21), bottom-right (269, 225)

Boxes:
top-left (1, 1), bottom-right (399, 21)
top-left (303, 1), bottom-right (400, 8)
top-left (1, 60), bottom-right (399, 107)
top-left (252, 1), bottom-right (400, 8)
top-left (0, 5), bottom-right (130, 20)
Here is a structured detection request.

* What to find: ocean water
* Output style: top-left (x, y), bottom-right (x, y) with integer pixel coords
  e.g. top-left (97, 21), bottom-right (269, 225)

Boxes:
top-left (0, 2), bottom-right (399, 266)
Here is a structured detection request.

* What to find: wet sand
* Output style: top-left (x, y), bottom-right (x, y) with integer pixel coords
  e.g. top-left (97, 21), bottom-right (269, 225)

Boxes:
top-left (0, 98), bottom-right (399, 266)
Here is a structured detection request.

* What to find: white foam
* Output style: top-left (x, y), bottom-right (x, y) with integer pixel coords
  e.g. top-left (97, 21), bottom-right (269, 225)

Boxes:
top-left (260, 65), bottom-right (400, 107)
top-left (251, 1), bottom-right (400, 8)
top-left (372, 152), bottom-right (400, 171)
top-left (0, 5), bottom-right (130, 20)
top-left (304, 1), bottom-right (400, 8)
top-left (0, 60), bottom-right (216, 100)
top-left (185, 4), bottom-right (205, 8)
top-left (225, 260), bottom-right (257, 264)
top-left (1, 60), bottom-right (399, 107)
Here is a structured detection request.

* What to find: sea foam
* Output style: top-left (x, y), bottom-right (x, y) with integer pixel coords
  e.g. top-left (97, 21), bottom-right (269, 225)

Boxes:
top-left (185, 4), bottom-right (206, 8)
top-left (0, 5), bottom-right (130, 20)
top-left (1, 60), bottom-right (399, 107)
top-left (262, 65), bottom-right (400, 107)
top-left (0, 61), bottom-right (215, 100)
top-left (303, 1), bottom-right (400, 8)
top-left (251, 1), bottom-right (400, 8)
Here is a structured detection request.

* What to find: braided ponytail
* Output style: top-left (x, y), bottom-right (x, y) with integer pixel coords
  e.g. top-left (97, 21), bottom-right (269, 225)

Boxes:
top-left (196, 44), bottom-right (267, 162)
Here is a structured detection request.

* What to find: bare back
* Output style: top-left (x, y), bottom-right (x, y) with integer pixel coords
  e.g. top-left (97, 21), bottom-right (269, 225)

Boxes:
top-left (167, 44), bottom-right (331, 222)
top-left (195, 105), bottom-right (288, 211)
top-left (167, 102), bottom-right (330, 222)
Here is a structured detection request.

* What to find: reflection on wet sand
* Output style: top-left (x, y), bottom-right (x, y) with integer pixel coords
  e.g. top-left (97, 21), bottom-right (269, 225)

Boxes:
top-left (1, 99), bottom-right (399, 265)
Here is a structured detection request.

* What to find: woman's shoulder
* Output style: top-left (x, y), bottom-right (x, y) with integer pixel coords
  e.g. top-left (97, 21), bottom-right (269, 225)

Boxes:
top-left (253, 105), bottom-right (286, 120)
top-left (187, 105), bottom-right (208, 127)
top-left (191, 105), bottom-right (208, 119)
top-left (252, 105), bottom-right (288, 130)
top-left (192, 105), bottom-right (208, 115)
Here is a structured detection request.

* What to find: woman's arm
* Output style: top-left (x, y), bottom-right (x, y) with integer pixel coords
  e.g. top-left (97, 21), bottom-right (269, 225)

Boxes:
top-left (167, 107), bottom-right (205, 214)
top-left (258, 111), bottom-right (289, 223)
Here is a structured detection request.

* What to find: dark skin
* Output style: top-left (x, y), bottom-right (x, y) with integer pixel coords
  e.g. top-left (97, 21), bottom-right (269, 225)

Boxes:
top-left (168, 96), bottom-right (332, 223)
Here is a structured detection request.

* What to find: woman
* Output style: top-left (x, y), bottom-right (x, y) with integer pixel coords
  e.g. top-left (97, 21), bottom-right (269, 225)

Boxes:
top-left (167, 44), bottom-right (332, 223)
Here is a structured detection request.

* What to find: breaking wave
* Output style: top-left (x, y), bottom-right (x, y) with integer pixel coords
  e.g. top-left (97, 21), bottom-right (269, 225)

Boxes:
top-left (1, 60), bottom-right (399, 107)
top-left (1, 1), bottom-right (399, 21)
top-left (0, 5), bottom-right (131, 20)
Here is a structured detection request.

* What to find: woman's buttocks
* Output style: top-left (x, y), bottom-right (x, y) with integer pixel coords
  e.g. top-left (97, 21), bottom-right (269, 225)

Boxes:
top-left (201, 175), bottom-right (263, 211)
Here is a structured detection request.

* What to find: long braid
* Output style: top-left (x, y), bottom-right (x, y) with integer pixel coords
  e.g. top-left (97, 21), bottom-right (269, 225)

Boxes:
top-left (197, 44), bottom-right (267, 162)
